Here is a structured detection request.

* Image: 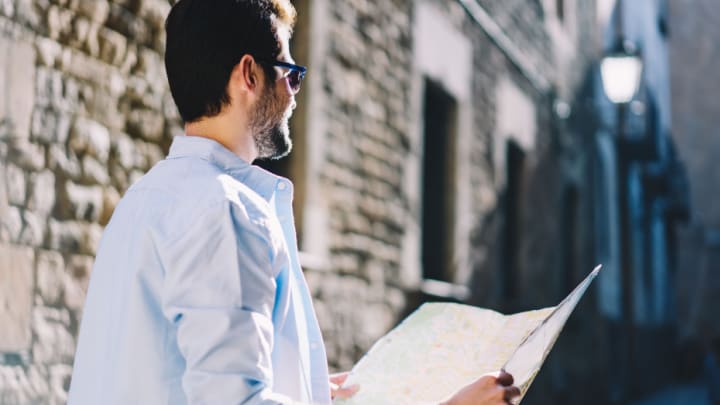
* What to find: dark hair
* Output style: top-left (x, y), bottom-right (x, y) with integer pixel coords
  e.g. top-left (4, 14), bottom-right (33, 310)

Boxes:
top-left (165, 0), bottom-right (296, 123)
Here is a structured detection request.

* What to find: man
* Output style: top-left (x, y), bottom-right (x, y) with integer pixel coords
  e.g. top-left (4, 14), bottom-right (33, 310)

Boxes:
top-left (68, 1), bottom-right (520, 404)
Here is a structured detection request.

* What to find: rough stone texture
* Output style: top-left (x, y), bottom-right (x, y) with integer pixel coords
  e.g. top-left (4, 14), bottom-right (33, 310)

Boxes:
top-left (36, 249), bottom-right (65, 305)
top-left (4, 163), bottom-right (26, 206)
top-left (0, 37), bottom-right (35, 140)
top-left (0, 244), bottom-right (35, 352)
top-left (0, 2), bottom-right (175, 399)
top-left (27, 169), bottom-right (55, 216)
top-left (0, 0), bottom-right (601, 402)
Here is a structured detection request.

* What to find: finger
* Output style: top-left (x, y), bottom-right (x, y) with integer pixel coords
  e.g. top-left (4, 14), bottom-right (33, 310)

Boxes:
top-left (504, 385), bottom-right (521, 402)
top-left (329, 372), bottom-right (350, 384)
top-left (333, 385), bottom-right (360, 400)
top-left (496, 370), bottom-right (514, 387)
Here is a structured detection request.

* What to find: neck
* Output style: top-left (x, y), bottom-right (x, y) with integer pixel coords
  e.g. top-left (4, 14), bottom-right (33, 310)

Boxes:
top-left (184, 112), bottom-right (257, 163)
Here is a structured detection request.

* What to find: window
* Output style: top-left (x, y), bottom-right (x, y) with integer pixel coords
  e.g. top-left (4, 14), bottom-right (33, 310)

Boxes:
top-left (658, 0), bottom-right (669, 37)
top-left (556, 0), bottom-right (565, 22)
top-left (421, 79), bottom-right (457, 282)
top-left (501, 140), bottom-right (525, 299)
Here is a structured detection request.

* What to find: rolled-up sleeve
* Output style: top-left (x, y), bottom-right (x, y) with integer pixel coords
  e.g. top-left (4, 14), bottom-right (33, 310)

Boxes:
top-left (160, 200), bottom-right (299, 404)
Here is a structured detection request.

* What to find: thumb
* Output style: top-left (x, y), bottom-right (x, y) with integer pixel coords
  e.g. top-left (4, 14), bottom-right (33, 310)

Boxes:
top-left (332, 384), bottom-right (360, 400)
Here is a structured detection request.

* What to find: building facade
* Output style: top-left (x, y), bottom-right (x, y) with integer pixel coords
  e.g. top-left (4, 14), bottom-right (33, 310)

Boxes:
top-left (0, 0), bottom-right (657, 404)
top-left (668, 0), bottom-right (720, 385)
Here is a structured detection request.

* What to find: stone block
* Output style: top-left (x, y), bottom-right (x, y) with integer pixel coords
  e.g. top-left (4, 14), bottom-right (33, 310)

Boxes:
top-left (69, 117), bottom-right (111, 163)
top-left (57, 180), bottom-right (103, 222)
top-left (0, 244), bottom-right (35, 352)
top-left (19, 210), bottom-right (45, 247)
top-left (0, 364), bottom-right (47, 404)
top-left (135, 48), bottom-right (165, 93)
top-left (119, 42), bottom-right (138, 75)
top-left (88, 91), bottom-right (126, 131)
top-left (14, 0), bottom-right (47, 32)
top-left (5, 163), bottom-right (27, 207)
top-left (126, 76), bottom-right (162, 109)
top-left (34, 67), bottom-right (62, 109)
top-left (6, 140), bottom-right (46, 171)
top-left (0, 206), bottom-right (23, 243)
top-left (81, 155), bottom-right (111, 185)
top-left (48, 144), bottom-right (82, 180)
top-left (59, 47), bottom-right (111, 86)
top-left (111, 131), bottom-right (138, 170)
top-left (0, 162), bottom-right (8, 222)
top-left (47, 219), bottom-right (83, 253)
top-left (98, 27), bottom-right (127, 66)
top-left (30, 107), bottom-right (57, 144)
top-left (138, 0), bottom-right (171, 31)
top-left (35, 37), bottom-right (62, 67)
top-left (127, 108), bottom-right (164, 142)
top-left (31, 307), bottom-right (75, 365)
top-left (107, 3), bottom-right (150, 45)
top-left (28, 170), bottom-right (56, 216)
top-left (47, 219), bottom-right (102, 255)
top-left (48, 364), bottom-right (72, 404)
top-left (103, 72), bottom-right (127, 101)
top-left (0, 0), bottom-right (13, 17)
top-left (68, 253), bottom-right (93, 283)
top-left (85, 22), bottom-right (102, 58)
top-left (68, 16), bottom-right (91, 50)
top-left (100, 186), bottom-right (120, 226)
top-left (0, 38), bottom-right (36, 141)
top-left (64, 254), bottom-right (93, 311)
top-left (82, 223), bottom-right (103, 255)
top-left (75, 0), bottom-right (110, 24)
top-left (36, 250), bottom-right (65, 305)
top-left (109, 162), bottom-right (129, 192)
top-left (46, 5), bottom-right (75, 42)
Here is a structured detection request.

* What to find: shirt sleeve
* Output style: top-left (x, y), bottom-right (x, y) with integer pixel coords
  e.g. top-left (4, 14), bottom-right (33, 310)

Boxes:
top-left (159, 199), bottom-right (303, 405)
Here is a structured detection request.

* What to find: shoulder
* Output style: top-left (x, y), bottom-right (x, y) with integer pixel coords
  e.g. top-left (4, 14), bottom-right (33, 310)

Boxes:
top-left (120, 157), bottom-right (279, 246)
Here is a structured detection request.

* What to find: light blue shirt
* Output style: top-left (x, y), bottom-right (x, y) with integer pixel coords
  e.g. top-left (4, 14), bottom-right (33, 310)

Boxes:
top-left (68, 135), bottom-right (331, 404)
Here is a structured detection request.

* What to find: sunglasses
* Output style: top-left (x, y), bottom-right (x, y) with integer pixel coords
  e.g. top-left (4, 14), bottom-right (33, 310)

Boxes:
top-left (257, 59), bottom-right (307, 93)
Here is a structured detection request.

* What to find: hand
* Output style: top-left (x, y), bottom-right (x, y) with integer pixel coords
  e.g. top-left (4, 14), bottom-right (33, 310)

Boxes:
top-left (329, 372), bottom-right (360, 400)
top-left (441, 371), bottom-right (521, 405)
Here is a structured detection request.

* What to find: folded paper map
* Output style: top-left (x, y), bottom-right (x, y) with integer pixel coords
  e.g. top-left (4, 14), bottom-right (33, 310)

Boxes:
top-left (335, 265), bottom-right (601, 405)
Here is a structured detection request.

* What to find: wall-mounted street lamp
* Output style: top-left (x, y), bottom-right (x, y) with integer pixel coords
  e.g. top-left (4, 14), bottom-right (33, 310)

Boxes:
top-left (600, 39), bottom-right (643, 104)
top-left (599, 34), bottom-right (643, 403)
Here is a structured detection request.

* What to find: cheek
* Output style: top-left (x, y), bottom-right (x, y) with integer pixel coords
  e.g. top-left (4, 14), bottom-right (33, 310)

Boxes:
top-left (275, 85), bottom-right (293, 113)
top-left (282, 77), bottom-right (293, 93)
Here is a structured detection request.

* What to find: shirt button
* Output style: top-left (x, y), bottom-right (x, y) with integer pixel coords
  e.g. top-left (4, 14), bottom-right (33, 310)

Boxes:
top-left (277, 182), bottom-right (287, 191)
top-left (310, 342), bottom-right (319, 350)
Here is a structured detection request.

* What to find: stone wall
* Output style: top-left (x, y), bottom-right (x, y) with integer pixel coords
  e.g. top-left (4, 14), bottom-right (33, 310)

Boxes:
top-left (669, 0), bottom-right (720, 342)
top-left (299, 0), bottom-right (414, 371)
top-left (0, 0), bottom-right (178, 403)
top-left (0, 0), bottom-right (600, 403)
top-left (298, 4), bottom-right (601, 401)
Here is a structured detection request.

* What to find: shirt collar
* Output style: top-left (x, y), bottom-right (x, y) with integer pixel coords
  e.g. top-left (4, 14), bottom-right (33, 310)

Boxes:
top-left (166, 134), bottom-right (291, 202)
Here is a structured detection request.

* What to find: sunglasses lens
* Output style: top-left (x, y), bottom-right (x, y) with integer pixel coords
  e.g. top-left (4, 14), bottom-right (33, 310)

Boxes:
top-left (288, 71), bottom-right (303, 92)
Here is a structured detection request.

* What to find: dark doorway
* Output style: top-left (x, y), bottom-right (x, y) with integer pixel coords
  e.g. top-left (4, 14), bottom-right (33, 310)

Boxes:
top-left (501, 140), bottom-right (525, 299)
top-left (421, 79), bottom-right (458, 282)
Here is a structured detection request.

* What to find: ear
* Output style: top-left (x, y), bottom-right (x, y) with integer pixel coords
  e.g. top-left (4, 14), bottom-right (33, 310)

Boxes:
top-left (229, 54), bottom-right (262, 97)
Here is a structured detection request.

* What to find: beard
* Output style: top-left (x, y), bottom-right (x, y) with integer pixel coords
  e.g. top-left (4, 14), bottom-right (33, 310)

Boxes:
top-left (250, 84), bottom-right (293, 161)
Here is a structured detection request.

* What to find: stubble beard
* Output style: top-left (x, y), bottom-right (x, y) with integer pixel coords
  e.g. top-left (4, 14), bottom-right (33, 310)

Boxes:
top-left (251, 84), bottom-right (293, 161)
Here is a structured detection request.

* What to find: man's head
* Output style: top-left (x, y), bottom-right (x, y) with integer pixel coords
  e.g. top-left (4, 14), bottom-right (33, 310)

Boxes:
top-left (165, 0), bottom-right (300, 160)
